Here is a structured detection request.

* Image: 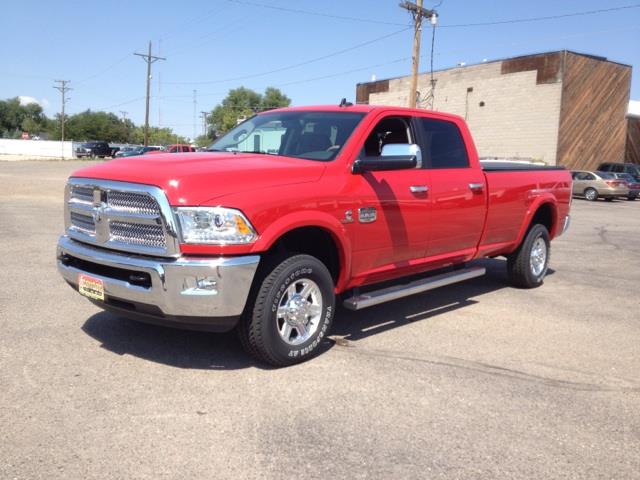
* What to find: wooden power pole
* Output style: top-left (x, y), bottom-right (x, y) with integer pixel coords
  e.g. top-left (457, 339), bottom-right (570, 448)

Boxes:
top-left (400, 1), bottom-right (437, 108)
top-left (53, 80), bottom-right (71, 142)
top-left (134, 42), bottom-right (166, 146)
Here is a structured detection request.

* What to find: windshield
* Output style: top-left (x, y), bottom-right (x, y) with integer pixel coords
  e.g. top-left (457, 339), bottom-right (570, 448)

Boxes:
top-left (208, 110), bottom-right (365, 161)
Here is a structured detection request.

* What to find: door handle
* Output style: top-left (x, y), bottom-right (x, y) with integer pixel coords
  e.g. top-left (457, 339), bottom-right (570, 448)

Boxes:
top-left (410, 185), bottom-right (429, 194)
top-left (468, 183), bottom-right (484, 193)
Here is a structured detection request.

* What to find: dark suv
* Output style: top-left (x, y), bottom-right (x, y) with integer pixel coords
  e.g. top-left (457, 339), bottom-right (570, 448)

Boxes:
top-left (597, 162), bottom-right (640, 182)
top-left (75, 141), bottom-right (119, 159)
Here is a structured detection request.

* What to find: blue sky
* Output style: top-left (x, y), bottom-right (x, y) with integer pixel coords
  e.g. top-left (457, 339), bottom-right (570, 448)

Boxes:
top-left (1, 0), bottom-right (638, 139)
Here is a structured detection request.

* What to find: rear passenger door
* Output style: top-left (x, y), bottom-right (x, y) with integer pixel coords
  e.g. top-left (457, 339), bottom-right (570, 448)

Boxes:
top-left (415, 116), bottom-right (486, 264)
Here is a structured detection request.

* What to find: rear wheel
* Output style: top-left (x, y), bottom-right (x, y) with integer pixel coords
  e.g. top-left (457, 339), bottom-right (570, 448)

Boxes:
top-left (604, 197), bottom-right (614, 202)
top-left (507, 224), bottom-right (550, 289)
top-left (238, 254), bottom-right (335, 366)
top-left (628, 196), bottom-right (636, 201)
top-left (584, 188), bottom-right (598, 201)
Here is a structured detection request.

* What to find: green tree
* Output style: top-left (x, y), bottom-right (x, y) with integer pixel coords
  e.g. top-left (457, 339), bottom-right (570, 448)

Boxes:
top-left (0, 97), bottom-right (48, 138)
top-left (209, 86), bottom-right (291, 135)
top-left (131, 126), bottom-right (188, 145)
top-left (261, 87), bottom-right (291, 110)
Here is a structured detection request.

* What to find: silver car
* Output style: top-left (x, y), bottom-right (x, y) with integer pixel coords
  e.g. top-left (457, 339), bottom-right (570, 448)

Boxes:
top-left (571, 170), bottom-right (629, 201)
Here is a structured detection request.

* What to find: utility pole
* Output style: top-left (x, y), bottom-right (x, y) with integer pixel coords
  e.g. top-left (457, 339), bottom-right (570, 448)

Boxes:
top-left (400, 1), bottom-right (437, 108)
top-left (200, 111), bottom-right (209, 137)
top-left (53, 80), bottom-right (72, 143)
top-left (193, 90), bottom-right (197, 142)
top-left (134, 42), bottom-right (166, 146)
top-left (119, 110), bottom-right (128, 122)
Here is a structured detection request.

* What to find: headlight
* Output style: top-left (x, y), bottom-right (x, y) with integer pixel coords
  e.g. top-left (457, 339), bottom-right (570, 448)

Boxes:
top-left (174, 207), bottom-right (257, 244)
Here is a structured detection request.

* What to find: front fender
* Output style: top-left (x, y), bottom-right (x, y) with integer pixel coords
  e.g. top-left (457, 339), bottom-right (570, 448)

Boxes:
top-left (250, 210), bottom-right (352, 291)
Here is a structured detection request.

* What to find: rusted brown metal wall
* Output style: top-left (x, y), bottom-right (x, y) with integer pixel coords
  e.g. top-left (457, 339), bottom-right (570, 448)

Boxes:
top-left (501, 51), bottom-right (563, 84)
top-left (355, 79), bottom-right (389, 104)
top-left (556, 52), bottom-right (631, 169)
top-left (626, 117), bottom-right (640, 165)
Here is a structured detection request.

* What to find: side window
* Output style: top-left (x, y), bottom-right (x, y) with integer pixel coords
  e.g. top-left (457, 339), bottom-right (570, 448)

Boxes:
top-left (613, 165), bottom-right (624, 173)
top-left (361, 116), bottom-right (412, 157)
top-left (417, 118), bottom-right (469, 169)
top-left (586, 173), bottom-right (596, 180)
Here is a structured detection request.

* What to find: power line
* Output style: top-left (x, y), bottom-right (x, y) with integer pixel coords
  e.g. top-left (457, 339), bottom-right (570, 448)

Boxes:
top-left (439, 4), bottom-right (640, 28)
top-left (224, 0), bottom-right (409, 26)
top-left (164, 27), bottom-right (411, 85)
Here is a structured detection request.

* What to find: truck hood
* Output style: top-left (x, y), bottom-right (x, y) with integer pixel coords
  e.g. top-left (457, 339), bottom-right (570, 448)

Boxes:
top-left (71, 152), bottom-right (326, 205)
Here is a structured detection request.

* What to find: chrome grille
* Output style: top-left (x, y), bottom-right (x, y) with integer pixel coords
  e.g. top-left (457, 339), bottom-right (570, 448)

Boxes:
top-left (70, 211), bottom-right (95, 233)
top-left (107, 191), bottom-right (160, 215)
top-left (71, 185), bottom-right (94, 204)
top-left (65, 179), bottom-right (180, 257)
top-left (110, 222), bottom-right (166, 248)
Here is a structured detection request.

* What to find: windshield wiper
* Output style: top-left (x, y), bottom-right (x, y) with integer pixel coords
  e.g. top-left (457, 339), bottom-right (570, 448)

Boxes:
top-left (237, 150), bottom-right (277, 155)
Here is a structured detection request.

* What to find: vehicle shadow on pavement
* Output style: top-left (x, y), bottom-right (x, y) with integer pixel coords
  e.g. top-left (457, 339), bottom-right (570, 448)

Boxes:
top-left (330, 258), bottom-right (517, 343)
top-left (81, 313), bottom-right (266, 370)
top-left (81, 258), bottom-right (548, 368)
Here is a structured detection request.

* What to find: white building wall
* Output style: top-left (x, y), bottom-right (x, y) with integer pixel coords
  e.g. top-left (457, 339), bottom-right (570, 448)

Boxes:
top-left (368, 62), bottom-right (563, 165)
top-left (0, 139), bottom-right (74, 159)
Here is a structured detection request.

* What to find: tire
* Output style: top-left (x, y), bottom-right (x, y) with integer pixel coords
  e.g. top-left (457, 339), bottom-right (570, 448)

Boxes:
top-left (628, 196), bottom-right (636, 201)
top-left (584, 188), bottom-right (598, 201)
top-left (604, 197), bottom-right (614, 202)
top-left (507, 224), bottom-right (550, 289)
top-left (238, 254), bottom-right (335, 366)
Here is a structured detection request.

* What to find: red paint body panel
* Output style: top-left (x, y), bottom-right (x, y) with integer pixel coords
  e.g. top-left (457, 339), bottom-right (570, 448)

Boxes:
top-left (70, 105), bottom-right (572, 293)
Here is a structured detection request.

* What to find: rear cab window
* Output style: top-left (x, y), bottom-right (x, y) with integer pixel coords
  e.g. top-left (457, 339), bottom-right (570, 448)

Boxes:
top-left (415, 117), bottom-right (469, 169)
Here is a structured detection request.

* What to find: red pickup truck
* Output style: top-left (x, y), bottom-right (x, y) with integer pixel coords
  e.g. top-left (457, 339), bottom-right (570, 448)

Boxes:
top-left (57, 104), bottom-right (572, 366)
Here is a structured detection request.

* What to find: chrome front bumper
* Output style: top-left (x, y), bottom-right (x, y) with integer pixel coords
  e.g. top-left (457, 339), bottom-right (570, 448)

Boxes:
top-left (57, 236), bottom-right (260, 328)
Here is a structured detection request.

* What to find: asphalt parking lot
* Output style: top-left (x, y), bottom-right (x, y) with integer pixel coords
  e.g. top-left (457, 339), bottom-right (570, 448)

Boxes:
top-left (1, 160), bottom-right (639, 479)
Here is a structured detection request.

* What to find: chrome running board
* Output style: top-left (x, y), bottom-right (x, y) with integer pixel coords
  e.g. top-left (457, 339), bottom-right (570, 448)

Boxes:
top-left (343, 266), bottom-right (486, 311)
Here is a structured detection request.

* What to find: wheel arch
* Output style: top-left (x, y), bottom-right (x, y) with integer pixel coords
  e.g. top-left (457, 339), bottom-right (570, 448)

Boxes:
top-left (251, 212), bottom-right (351, 291)
top-left (514, 197), bottom-right (559, 248)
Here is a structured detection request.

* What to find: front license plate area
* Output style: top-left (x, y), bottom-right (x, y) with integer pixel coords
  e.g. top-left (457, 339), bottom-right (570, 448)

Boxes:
top-left (78, 274), bottom-right (104, 301)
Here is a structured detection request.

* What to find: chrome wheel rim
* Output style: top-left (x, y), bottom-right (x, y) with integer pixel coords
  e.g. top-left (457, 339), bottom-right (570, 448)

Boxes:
top-left (530, 237), bottom-right (547, 277)
top-left (276, 278), bottom-right (323, 345)
top-left (585, 189), bottom-right (596, 200)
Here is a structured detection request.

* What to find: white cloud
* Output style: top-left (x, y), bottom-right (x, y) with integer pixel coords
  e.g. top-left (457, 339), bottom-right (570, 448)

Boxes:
top-left (18, 95), bottom-right (40, 106)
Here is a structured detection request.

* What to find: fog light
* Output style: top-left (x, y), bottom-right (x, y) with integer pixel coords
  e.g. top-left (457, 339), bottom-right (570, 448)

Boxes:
top-left (181, 276), bottom-right (218, 296)
top-left (196, 277), bottom-right (217, 291)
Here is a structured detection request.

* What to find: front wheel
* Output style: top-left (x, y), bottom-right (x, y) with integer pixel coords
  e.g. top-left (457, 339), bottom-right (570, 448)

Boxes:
top-left (238, 254), bottom-right (335, 366)
top-left (507, 224), bottom-right (550, 289)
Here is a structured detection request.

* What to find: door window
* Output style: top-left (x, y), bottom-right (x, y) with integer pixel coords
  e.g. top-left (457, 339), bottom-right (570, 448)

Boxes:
top-left (362, 116), bottom-right (412, 156)
top-left (416, 118), bottom-right (469, 169)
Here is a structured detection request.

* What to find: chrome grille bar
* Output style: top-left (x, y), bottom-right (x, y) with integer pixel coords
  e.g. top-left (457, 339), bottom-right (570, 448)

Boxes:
top-left (64, 178), bottom-right (180, 257)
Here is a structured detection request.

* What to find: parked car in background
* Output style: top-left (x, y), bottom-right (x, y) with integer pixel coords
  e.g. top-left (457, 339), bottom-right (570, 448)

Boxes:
top-left (597, 162), bottom-right (640, 182)
top-left (610, 172), bottom-right (640, 200)
top-left (75, 141), bottom-right (119, 159)
top-left (145, 144), bottom-right (196, 154)
top-left (116, 146), bottom-right (161, 158)
top-left (571, 170), bottom-right (629, 201)
top-left (114, 146), bottom-right (140, 158)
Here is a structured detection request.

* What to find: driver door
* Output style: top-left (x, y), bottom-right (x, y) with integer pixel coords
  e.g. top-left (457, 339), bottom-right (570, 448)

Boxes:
top-left (346, 113), bottom-right (431, 283)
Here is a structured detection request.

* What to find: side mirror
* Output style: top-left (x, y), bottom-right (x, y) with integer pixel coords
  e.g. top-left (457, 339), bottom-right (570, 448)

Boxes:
top-left (352, 143), bottom-right (421, 173)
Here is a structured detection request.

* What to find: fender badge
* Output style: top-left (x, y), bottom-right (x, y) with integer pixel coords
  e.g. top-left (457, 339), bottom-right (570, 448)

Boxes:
top-left (358, 207), bottom-right (377, 223)
top-left (341, 210), bottom-right (354, 224)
